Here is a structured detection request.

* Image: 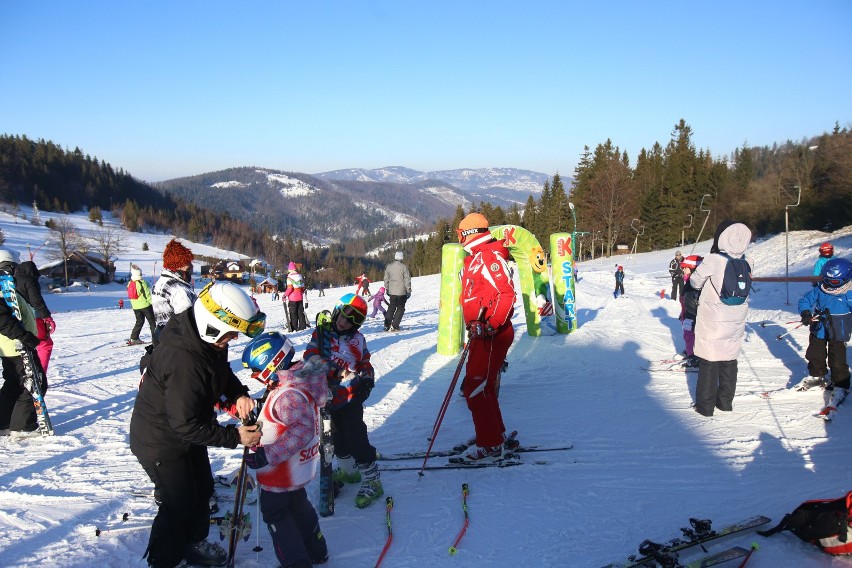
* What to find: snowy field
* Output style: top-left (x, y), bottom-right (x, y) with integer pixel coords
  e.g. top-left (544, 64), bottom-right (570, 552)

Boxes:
top-left (0, 207), bottom-right (851, 567)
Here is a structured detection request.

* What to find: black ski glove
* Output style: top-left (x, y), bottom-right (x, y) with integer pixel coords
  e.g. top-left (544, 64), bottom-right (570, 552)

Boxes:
top-left (20, 332), bottom-right (40, 350)
top-left (355, 374), bottom-right (374, 400)
top-left (800, 310), bottom-right (813, 325)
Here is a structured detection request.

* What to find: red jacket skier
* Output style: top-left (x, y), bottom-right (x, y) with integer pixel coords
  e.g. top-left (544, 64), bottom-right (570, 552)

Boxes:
top-left (455, 212), bottom-right (517, 464)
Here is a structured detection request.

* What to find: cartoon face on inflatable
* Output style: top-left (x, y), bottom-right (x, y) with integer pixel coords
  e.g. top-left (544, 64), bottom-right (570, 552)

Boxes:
top-left (529, 246), bottom-right (547, 273)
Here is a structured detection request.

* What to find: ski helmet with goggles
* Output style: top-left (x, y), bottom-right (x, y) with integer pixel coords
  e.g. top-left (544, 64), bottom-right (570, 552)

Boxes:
top-left (457, 213), bottom-right (491, 245)
top-left (821, 258), bottom-right (851, 290)
top-left (242, 332), bottom-right (295, 382)
top-left (193, 281), bottom-right (266, 343)
top-left (819, 242), bottom-right (834, 258)
top-left (331, 293), bottom-right (368, 332)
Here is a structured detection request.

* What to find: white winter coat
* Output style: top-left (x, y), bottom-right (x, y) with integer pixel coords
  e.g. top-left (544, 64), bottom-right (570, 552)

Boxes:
top-left (689, 223), bottom-right (753, 362)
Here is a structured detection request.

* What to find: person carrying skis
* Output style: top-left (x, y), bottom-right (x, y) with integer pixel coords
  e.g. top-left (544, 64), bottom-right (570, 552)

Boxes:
top-left (368, 286), bottom-right (389, 319)
top-left (14, 257), bottom-right (55, 374)
top-left (679, 255), bottom-right (704, 369)
top-left (303, 293), bottom-right (383, 508)
top-left (795, 258), bottom-right (851, 404)
top-left (285, 262), bottom-right (307, 332)
top-left (383, 251), bottom-right (412, 332)
top-left (241, 332), bottom-right (330, 568)
top-left (130, 281), bottom-right (265, 568)
top-left (152, 239), bottom-right (196, 345)
top-left (614, 265), bottom-right (625, 298)
top-left (669, 251), bottom-right (685, 301)
top-left (813, 242), bottom-right (835, 287)
top-left (127, 265), bottom-right (156, 345)
top-left (688, 221), bottom-right (753, 417)
top-left (455, 212), bottom-right (517, 464)
top-left (0, 248), bottom-right (44, 436)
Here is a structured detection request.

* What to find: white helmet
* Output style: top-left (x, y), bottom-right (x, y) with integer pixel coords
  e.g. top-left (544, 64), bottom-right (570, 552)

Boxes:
top-left (394, 251), bottom-right (404, 261)
top-left (0, 248), bottom-right (21, 265)
top-left (193, 282), bottom-right (266, 343)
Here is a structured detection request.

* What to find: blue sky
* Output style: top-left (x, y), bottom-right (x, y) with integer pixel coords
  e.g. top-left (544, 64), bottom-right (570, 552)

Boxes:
top-left (2, 1), bottom-right (850, 182)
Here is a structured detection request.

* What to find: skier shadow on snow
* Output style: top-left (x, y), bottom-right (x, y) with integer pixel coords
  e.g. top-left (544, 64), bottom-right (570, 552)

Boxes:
top-left (744, 321), bottom-right (811, 390)
top-left (575, 307), bottom-right (600, 327)
top-left (650, 306), bottom-right (682, 354)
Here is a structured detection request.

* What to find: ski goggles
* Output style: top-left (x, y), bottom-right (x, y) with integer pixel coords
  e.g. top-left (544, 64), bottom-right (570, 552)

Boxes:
top-left (456, 226), bottom-right (490, 243)
top-left (198, 283), bottom-right (267, 338)
top-left (339, 304), bottom-right (366, 327)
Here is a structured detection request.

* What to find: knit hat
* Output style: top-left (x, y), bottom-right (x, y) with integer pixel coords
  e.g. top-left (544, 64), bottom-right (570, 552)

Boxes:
top-left (131, 265), bottom-right (142, 281)
top-left (681, 255), bottom-right (703, 271)
top-left (163, 239), bottom-right (194, 271)
top-left (288, 261), bottom-right (297, 271)
top-left (0, 248), bottom-right (20, 266)
top-left (394, 251), bottom-right (404, 261)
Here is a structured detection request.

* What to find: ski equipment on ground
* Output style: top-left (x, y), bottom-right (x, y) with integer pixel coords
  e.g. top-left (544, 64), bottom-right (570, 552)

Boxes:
top-left (0, 274), bottom-right (54, 436)
top-left (374, 497), bottom-right (394, 568)
top-left (685, 546), bottom-right (750, 568)
top-left (817, 387), bottom-right (849, 421)
top-left (449, 483), bottom-right (470, 555)
top-left (601, 515), bottom-right (771, 568)
top-left (378, 442), bottom-right (573, 461)
top-left (381, 457), bottom-right (546, 472)
top-left (219, 417), bottom-right (255, 568)
top-left (316, 310), bottom-right (336, 517)
top-left (736, 543), bottom-right (759, 568)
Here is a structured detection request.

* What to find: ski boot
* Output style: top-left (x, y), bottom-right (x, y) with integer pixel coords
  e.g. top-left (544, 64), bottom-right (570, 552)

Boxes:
top-left (794, 375), bottom-right (826, 392)
top-left (354, 461), bottom-right (383, 508)
top-left (184, 539), bottom-right (227, 567)
top-left (333, 455), bottom-right (361, 484)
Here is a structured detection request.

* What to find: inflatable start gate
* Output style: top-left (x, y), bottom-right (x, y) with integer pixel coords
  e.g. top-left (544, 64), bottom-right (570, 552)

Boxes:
top-left (437, 225), bottom-right (577, 356)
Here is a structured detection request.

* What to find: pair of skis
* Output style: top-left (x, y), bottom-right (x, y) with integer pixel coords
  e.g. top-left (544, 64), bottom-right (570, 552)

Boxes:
top-left (316, 310), bottom-right (336, 517)
top-left (601, 515), bottom-right (770, 568)
top-left (793, 377), bottom-right (848, 421)
top-left (377, 442), bottom-right (572, 471)
top-left (0, 274), bottom-right (54, 436)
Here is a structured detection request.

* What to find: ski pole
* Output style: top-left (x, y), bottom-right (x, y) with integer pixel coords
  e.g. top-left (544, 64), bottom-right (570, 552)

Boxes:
top-left (777, 316), bottom-right (819, 340)
top-left (449, 483), bottom-right (470, 555)
top-left (374, 497), bottom-right (394, 568)
top-left (419, 338), bottom-right (472, 476)
top-left (737, 542), bottom-right (759, 568)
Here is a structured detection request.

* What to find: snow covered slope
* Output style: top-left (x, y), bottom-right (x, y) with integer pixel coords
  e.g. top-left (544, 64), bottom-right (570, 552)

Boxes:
top-left (0, 208), bottom-right (851, 567)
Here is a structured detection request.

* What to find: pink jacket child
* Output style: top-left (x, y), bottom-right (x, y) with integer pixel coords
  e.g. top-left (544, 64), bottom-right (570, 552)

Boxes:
top-left (368, 287), bottom-right (389, 318)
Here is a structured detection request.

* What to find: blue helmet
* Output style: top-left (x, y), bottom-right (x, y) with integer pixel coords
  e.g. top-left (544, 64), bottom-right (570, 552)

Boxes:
top-left (241, 332), bottom-right (295, 382)
top-left (822, 258), bottom-right (851, 290)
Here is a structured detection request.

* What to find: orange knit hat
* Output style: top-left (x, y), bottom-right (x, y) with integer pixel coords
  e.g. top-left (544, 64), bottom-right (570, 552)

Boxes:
top-left (163, 239), bottom-right (194, 271)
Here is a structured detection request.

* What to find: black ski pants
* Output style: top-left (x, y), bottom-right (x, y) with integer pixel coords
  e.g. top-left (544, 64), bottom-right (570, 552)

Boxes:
top-left (330, 401), bottom-right (376, 466)
top-left (0, 355), bottom-right (45, 432)
top-left (260, 487), bottom-right (328, 568)
top-left (695, 359), bottom-right (738, 416)
top-left (136, 446), bottom-right (214, 568)
top-left (385, 295), bottom-right (408, 330)
top-left (131, 306), bottom-right (156, 341)
top-left (671, 277), bottom-right (684, 301)
top-left (806, 336), bottom-right (850, 389)
top-left (288, 300), bottom-right (307, 332)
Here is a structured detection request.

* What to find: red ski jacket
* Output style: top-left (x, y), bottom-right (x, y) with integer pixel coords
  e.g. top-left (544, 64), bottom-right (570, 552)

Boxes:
top-left (460, 237), bottom-right (515, 331)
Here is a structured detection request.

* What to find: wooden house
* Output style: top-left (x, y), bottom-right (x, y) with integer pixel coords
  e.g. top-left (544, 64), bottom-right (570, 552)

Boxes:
top-left (39, 251), bottom-right (115, 284)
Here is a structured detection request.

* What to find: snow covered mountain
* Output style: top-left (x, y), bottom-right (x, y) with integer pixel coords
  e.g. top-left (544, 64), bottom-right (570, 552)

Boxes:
top-left (314, 166), bottom-right (552, 208)
top-left (2, 206), bottom-right (851, 568)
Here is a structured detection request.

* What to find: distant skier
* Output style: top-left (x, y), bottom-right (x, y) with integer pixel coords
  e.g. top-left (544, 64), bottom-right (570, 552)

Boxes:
top-left (688, 221), bottom-right (753, 417)
top-left (285, 262), bottom-right (307, 332)
top-left (795, 258), bottom-right (851, 411)
top-left (368, 286), bottom-right (389, 319)
top-left (669, 251), bottom-right (685, 301)
top-left (355, 273), bottom-right (371, 297)
top-left (455, 212), bottom-right (518, 464)
top-left (613, 265), bottom-right (625, 298)
top-left (813, 242), bottom-right (835, 287)
top-left (304, 293), bottom-right (383, 509)
top-left (0, 248), bottom-right (45, 436)
top-left (383, 251), bottom-right (412, 331)
top-left (127, 265), bottom-right (155, 345)
top-left (241, 332), bottom-right (330, 567)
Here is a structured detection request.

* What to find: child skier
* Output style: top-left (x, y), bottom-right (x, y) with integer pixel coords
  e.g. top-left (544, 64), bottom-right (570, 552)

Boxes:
top-left (303, 293), bottom-right (382, 508)
top-left (368, 286), bottom-right (389, 319)
top-left (614, 265), bottom-right (625, 298)
top-left (241, 332), bottom-right (330, 568)
top-left (795, 259), bottom-right (852, 413)
top-left (679, 255), bottom-right (704, 369)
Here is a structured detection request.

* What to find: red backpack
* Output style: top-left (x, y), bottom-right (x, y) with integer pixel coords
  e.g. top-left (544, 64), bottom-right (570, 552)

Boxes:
top-left (758, 491), bottom-right (852, 555)
top-left (127, 281), bottom-right (140, 300)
